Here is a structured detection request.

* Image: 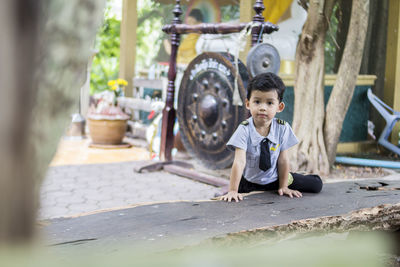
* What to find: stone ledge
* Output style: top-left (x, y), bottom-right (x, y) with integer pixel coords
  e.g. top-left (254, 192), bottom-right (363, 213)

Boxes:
top-left (208, 203), bottom-right (400, 246)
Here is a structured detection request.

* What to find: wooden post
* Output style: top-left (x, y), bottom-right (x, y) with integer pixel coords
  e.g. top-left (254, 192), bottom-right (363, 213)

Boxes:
top-left (119, 0), bottom-right (137, 97)
top-left (251, 0), bottom-right (265, 46)
top-left (384, 0), bottom-right (400, 144)
top-left (160, 0), bottom-right (182, 161)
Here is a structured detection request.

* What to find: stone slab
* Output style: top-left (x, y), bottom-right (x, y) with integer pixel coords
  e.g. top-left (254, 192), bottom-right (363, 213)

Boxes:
top-left (42, 177), bottom-right (400, 250)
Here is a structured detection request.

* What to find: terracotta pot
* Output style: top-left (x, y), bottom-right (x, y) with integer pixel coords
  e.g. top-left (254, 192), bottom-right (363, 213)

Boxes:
top-left (88, 118), bottom-right (127, 145)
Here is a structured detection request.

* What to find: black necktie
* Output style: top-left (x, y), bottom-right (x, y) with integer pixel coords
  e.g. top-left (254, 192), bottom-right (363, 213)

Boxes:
top-left (259, 138), bottom-right (271, 171)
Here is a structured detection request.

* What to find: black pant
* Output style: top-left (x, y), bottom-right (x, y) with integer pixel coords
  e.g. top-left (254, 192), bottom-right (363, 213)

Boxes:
top-left (238, 173), bottom-right (323, 194)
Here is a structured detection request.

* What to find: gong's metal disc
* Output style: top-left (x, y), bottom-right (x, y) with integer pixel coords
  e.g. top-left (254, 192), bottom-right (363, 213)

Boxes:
top-left (246, 43), bottom-right (280, 77)
top-left (178, 52), bottom-right (249, 169)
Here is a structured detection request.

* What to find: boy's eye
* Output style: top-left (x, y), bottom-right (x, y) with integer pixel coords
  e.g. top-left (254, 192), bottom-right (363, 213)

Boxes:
top-left (254, 100), bottom-right (260, 104)
top-left (268, 101), bottom-right (273, 105)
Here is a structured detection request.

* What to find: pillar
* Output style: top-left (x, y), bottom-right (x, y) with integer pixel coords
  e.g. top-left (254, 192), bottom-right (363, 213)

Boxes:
top-left (119, 0), bottom-right (137, 97)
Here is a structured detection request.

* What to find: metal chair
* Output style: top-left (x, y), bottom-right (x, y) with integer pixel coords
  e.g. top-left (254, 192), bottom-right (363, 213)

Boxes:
top-left (367, 88), bottom-right (400, 155)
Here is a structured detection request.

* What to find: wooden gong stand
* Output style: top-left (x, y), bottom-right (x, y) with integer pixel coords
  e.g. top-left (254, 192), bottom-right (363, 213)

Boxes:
top-left (137, 0), bottom-right (278, 186)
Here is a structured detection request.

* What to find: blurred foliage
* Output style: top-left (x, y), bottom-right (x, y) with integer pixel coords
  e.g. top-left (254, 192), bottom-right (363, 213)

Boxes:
top-left (325, 3), bottom-right (339, 74)
top-left (0, 231), bottom-right (394, 266)
top-left (140, 0), bottom-right (179, 68)
top-left (221, 5), bottom-right (240, 22)
top-left (136, 1), bottom-right (171, 70)
top-left (90, 0), bottom-right (173, 95)
top-left (90, 2), bottom-right (121, 95)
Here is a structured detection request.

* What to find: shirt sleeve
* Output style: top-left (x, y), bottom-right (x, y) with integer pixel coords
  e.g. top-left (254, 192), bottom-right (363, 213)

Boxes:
top-left (226, 124), bottom-right (248, 151)
top-left (280, 123), bottom-right (299, 151)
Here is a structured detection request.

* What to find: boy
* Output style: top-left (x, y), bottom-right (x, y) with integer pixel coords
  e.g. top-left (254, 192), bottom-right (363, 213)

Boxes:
top-left (221, 72), bottom-right (322, 202)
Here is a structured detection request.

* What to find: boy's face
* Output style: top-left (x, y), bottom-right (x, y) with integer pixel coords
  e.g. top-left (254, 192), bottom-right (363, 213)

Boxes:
top-left (245, 89), bottom-right (285, 125)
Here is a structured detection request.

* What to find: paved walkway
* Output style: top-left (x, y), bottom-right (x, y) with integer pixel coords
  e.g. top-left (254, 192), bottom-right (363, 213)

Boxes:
top-left (39, 138), bottom-right (221, 220)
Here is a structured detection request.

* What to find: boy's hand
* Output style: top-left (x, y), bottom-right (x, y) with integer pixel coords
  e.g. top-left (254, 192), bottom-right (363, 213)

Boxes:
top-left (220, 191), bottom-right (243, 202)
top-left (278, 187), bottom-right (302, 198)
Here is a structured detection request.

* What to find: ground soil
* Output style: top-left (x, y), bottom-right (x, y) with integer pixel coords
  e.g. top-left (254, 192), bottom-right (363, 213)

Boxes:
top-left (326, 164), bottom-right (392, 180)
top-left (328, 151), bottom-right (400, 180)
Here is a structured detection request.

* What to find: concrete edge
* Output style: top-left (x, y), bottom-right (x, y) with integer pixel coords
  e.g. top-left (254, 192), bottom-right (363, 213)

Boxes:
top-left (204, 203), bottom-right (400, 247)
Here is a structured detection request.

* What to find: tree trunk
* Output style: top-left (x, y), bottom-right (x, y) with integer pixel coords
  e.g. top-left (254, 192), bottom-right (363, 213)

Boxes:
top-left (290, 0), bottom-right (335, 175)
top-left (324, 0), bottom-right (369, 166)
top-left (0, 0), bottom-right (105, 244)
top-left (0, 0), bottom-right (41, 244)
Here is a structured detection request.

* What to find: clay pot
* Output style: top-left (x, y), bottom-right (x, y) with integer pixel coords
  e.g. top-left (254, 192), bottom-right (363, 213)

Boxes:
top-left (88, 118), bottom-right (127, 145)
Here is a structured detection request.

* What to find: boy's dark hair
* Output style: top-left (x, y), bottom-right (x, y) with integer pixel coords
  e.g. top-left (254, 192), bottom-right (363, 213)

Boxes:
top-left (247, 72), bottom-right (285, 102)
top-left (189, 9), bottom-right (204, 23)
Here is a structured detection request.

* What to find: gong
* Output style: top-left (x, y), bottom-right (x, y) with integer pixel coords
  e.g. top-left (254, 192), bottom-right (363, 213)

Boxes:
top-left (177, 52), bottom-right (249, 169)
top-left (246, 43), bottom-right (280, 76)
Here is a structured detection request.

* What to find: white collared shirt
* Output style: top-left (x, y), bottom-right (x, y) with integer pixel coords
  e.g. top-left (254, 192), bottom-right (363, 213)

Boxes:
top-left (226, 117), bottom-right (298, 185)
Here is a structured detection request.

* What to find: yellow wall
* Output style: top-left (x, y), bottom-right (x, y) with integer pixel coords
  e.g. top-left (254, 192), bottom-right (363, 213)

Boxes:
top-left (384, 0), bottom-right (400, 144)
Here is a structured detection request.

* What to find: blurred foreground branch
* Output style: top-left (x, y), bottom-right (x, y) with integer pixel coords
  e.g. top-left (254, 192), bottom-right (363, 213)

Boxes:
top-left (0, 0), bottom-right (105, 244)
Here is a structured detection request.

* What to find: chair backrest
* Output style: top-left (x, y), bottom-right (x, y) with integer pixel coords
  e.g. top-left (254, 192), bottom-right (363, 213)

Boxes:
top-left (367, 89), bottom-right (400, 120)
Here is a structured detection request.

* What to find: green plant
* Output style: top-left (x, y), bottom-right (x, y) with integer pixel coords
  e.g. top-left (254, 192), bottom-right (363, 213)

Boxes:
top-left (325, 3), bottom-right (339, 74)
top-left (108, 78), bottom-right (128, 105)
top-left (221, 5), bottom-right (240, 22)
top-left (136, 1), bottom-right (175, 69)
top-left (90, 5), bottom-right (121, 95)
top-left (90, 0), bottom-right (174, 94)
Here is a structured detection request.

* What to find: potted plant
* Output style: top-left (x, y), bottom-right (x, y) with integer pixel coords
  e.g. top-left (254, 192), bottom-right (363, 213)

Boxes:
top-left (87, 78), bottom-right (130, 146)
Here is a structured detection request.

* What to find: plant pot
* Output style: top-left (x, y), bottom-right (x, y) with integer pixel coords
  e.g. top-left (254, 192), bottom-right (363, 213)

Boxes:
top-left (88, 118), bottom-right (127, 145)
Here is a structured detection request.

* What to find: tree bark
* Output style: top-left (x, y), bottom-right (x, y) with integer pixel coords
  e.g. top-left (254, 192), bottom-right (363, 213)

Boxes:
top-left (0, 0), bottom-right (105, 244)
top-left (0, 0), bottom-right (41, 244)
top-left (324, 0), bottom-right (369, 166)
top-left (290, 0), bottom-right (335, 175)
